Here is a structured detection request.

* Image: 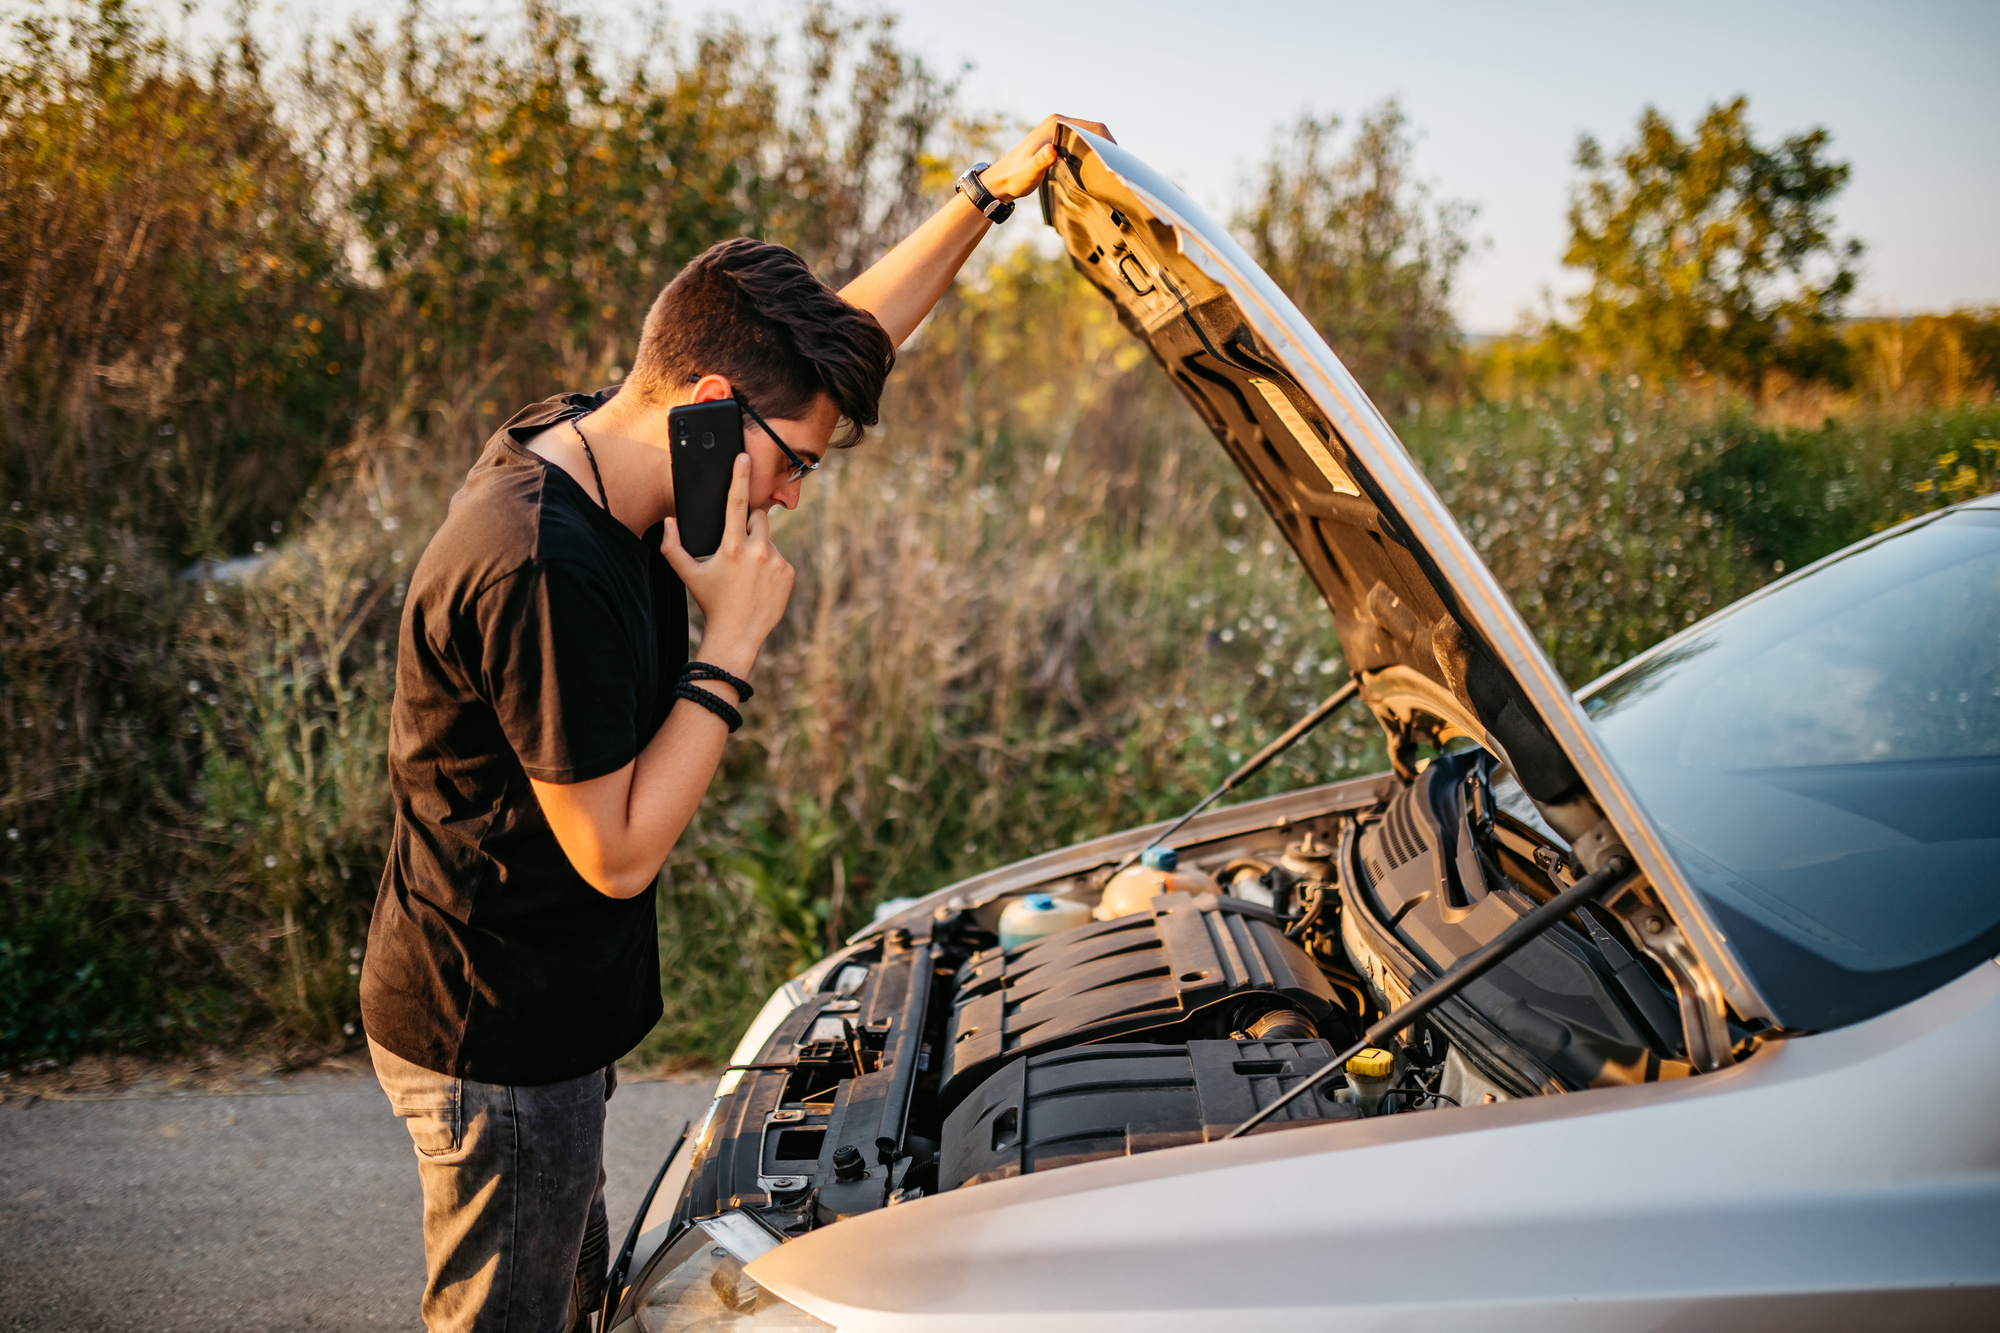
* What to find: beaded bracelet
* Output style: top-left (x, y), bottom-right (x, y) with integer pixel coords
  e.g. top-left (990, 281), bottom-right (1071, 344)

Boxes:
top-left (674, 681), bottom-right (743, 733)
top-left (681, 660), bottom-right (754, 702)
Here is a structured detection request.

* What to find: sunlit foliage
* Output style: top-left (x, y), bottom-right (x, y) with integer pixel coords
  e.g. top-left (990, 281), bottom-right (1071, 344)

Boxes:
top-left (1237, 101), bottom-right (1471, 403)
top-left (1560, 96), bottom-right (1862, 397)
top-left (1843, 311), bottom-right (2000, 408)
top-left (0, 0), bottom-right (355, 555)
top-left (305, 0), bottom-right (953, 416)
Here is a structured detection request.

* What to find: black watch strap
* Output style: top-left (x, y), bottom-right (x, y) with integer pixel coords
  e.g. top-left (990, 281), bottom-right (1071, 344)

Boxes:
top-left (955, 163), bottom-right (1015, 224)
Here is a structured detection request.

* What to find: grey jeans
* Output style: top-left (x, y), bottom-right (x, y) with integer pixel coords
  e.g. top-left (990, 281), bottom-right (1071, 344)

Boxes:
top-left (370, 1038), bottom-right (613, 1333)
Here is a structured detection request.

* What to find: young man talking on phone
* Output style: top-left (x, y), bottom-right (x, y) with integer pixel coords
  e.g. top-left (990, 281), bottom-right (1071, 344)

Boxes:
top-left (359, 116), bottom-right (1112, 1332)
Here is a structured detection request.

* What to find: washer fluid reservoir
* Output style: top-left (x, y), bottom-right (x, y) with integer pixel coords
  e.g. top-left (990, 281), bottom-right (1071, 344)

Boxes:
top-left (998, 893), bottom-right (1094, 949)
top-left (1096, 846), bottom-right (1219, 920)
top-left (1343, 1046), bottom-right (1399, 1116)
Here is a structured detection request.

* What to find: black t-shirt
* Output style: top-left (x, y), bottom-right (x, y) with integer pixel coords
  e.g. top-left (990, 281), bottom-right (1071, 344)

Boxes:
top-left (360, 387), bottom-right (683, 1085)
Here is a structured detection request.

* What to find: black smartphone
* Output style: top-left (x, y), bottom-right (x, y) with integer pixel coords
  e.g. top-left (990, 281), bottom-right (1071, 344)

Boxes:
top-left (668, 399), bottom-right (745, 558)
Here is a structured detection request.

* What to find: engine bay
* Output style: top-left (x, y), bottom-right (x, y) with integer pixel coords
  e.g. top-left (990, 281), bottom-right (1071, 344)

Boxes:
top-left (668, 757), bottom-right (1697, 1239)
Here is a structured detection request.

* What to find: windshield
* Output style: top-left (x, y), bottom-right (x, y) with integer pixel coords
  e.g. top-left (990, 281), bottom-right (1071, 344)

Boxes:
top-left (1580, 505), bottom-right (2000, 1032)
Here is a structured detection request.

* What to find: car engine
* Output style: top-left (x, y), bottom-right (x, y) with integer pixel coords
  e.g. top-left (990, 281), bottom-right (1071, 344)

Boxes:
top-left (668, 760), bottom-right (1693, 1239)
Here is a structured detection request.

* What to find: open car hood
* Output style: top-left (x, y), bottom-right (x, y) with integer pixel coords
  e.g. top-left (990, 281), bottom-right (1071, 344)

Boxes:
top-left (1039, 126), bottom-right (1769, 1037)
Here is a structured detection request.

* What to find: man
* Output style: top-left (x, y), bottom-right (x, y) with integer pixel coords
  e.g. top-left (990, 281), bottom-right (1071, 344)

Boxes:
top-left (360, 115), bottom-right (1111, 1332)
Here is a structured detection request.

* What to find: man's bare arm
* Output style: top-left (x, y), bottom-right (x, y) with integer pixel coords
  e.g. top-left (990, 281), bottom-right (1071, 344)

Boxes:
top-left (841, 115), bottom-right (1113, 347)
top-left (529, 683), bottom-right (738, 898)
top-left (531, 455), bottom-right (793, 897)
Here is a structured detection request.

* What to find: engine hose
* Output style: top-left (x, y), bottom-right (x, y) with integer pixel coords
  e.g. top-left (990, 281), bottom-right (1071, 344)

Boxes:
top-left (1322, 972), bottom-right (1372, 1026)
top-left (1284, 878), bottom-right (1333, 941)
top-left (1241, 1008), bottom-right (1318, 1042)
top-left (1223, 857), bottom-right (1638, 1140)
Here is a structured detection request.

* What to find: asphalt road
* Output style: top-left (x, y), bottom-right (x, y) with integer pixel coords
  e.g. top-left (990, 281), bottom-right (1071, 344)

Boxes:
top-left (0, 1066), bottom-right (714, 1331)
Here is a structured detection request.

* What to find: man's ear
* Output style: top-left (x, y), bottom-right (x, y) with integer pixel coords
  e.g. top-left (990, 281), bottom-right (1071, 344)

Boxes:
top-left (688, 373), bottom-right (733, 404)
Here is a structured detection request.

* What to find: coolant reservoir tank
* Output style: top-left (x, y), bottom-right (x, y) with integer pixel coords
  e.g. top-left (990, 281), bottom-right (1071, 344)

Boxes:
top-left (998, 893), bottom-right (1093, 949)
top-left (1096, 846), bottom-right (1220, 920)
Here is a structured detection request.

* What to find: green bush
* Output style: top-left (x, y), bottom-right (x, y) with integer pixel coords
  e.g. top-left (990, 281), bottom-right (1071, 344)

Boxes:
top-left (0, 0), bottom-right (357, 556)
top-left (1404, 392), bottom-right (2000, 687)
top-left (1686, 407), bottom-right (2000, 573)
top-left (0, 513), bottom-right (222, 1057)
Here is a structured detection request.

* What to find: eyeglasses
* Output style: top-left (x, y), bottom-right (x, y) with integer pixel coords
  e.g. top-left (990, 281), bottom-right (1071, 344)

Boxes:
top-left (734, 391), bottom-right (820, 485)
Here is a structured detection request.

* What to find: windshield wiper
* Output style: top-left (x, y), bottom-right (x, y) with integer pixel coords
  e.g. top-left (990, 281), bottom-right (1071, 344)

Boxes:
top-left (1223, 856), bottom-right (1639, 1139)
top-left (1104, 677), bottom-right (1361, 882)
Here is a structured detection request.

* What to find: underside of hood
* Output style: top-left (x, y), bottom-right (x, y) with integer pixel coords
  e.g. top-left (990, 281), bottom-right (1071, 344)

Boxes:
top-left (1038, 125), bottom-right (1767, 1035)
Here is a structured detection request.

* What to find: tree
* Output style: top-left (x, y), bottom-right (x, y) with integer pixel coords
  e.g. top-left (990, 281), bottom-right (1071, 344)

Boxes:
top-left (1237, 101), bottom-right (1472, 404)
top-left (306, 0), bottom-right (952, 415)
top-left (0, 0), bottom-right (355, 554)
top-left (1562, 96), bottom-right (1862, 395)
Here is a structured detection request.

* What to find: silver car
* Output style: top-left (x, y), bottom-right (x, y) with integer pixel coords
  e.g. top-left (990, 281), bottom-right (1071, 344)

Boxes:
top-left (604, 126), bottom-right (2000, 1331)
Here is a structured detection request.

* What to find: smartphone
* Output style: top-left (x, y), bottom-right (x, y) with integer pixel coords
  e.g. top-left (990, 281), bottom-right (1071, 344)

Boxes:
top-left (668, 399), bottom-right (745, 558)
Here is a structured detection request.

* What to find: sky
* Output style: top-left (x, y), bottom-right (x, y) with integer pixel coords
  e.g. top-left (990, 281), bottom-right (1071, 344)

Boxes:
top-left (857, 0), bottom-right (2000, 332)
top-left (219, 0), bottom-right (2000, 332)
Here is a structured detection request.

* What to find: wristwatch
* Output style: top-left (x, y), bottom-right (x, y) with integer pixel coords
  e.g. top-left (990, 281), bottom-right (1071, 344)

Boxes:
top-left (954, 162), bottom-right (1015, 224)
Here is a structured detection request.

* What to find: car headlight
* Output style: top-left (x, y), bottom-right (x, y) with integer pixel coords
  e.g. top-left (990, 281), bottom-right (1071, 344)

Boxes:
top-left (618, 1210), bottom-right (834, 1332)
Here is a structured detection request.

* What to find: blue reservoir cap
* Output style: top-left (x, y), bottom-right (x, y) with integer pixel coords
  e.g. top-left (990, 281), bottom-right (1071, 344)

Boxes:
top-left (1025, 893), bottom-right (1056, 911)
top-left (1140, 845), bottom-right (1179, 872)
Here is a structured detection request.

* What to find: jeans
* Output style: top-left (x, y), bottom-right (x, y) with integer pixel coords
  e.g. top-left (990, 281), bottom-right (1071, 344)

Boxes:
top-left (370, 1038), bottom-right (613, 1333)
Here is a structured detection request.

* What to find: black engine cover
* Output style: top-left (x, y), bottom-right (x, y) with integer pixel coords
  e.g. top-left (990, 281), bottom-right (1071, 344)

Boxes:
top-left (939, 1038), bottom-right (1358, 1190)
top-left (1354, 758), bottom-right (1675, 1089)
top-left (936, 892), bottom-right (1338, 1110)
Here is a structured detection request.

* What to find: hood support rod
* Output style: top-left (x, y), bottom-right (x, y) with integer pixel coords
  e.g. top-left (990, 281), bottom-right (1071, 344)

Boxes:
top-left (1223, 856), bottom-right (1638, 1139)
top-left (1105, 677), bottom-right (1361, 882)
top-left (602, 1119), bottom-right (690, 1327)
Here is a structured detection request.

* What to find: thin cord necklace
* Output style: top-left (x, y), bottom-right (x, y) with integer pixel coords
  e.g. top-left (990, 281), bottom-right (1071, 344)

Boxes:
top-left (569, 416), bottom-right (611, 515)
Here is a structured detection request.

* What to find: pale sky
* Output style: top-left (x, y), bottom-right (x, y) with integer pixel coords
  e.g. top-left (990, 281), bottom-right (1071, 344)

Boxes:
top-left (876, 0), bottom-right (2000, 332)
top-left (213, 0), bottom-right (2000, 332)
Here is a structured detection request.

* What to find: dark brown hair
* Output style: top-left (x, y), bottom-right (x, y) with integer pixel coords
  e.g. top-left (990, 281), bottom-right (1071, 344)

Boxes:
top-left (626, 238), bottom-right (895, 448)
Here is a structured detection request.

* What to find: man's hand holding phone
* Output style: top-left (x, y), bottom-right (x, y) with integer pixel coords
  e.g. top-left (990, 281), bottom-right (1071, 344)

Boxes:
top-left (661, 453), bottom-right (794, 679)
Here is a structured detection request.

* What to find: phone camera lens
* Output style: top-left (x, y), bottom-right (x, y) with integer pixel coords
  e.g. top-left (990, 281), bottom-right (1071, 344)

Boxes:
top-left (701, 431), bottom-right (715, 449)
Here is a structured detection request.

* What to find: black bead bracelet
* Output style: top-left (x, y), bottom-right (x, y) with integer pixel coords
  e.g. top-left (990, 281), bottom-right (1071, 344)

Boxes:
top-left (674, 681), bottom-right (743, 733)
top-left (681, 660), bottom-right (753, 702)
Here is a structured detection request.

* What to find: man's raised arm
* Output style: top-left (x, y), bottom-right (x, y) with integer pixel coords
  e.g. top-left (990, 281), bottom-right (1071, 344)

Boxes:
top-left (841, 115), bottom-right (1113, 347)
